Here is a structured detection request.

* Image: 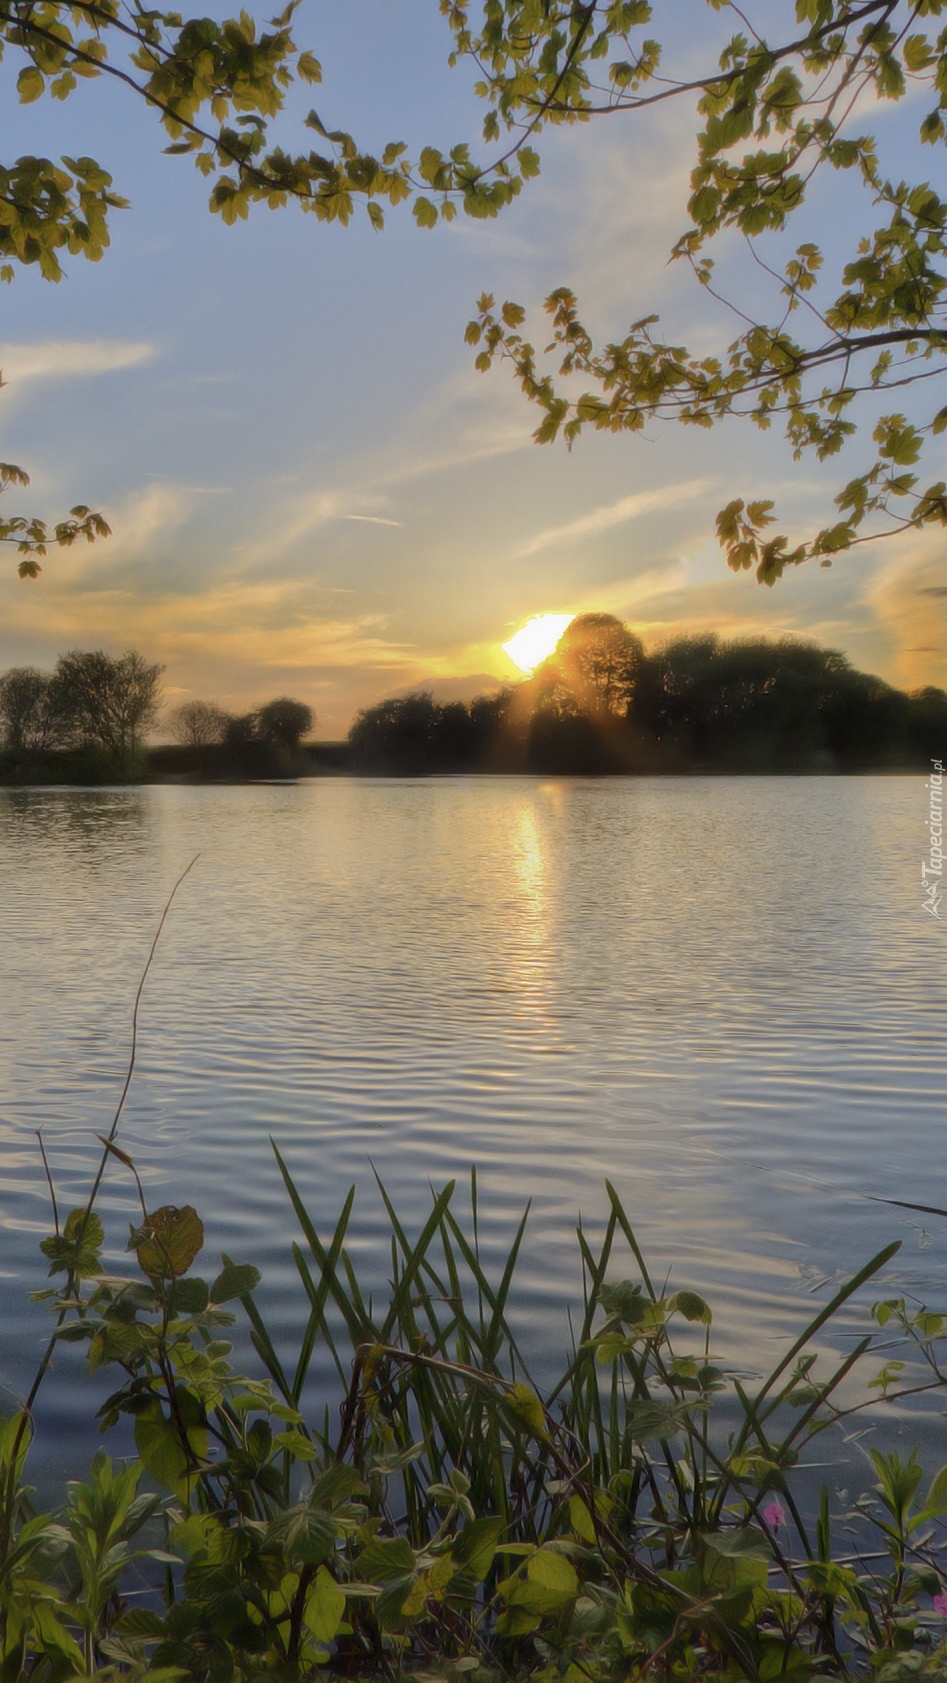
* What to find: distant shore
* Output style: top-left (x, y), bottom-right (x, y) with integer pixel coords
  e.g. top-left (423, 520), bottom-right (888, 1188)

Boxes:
top-left (0, 743), bottom-right (934, 786)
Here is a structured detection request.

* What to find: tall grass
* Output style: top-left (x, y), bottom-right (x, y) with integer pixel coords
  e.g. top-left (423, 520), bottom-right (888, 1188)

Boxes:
top-left (3, 1147), bottom-right (947, 1682)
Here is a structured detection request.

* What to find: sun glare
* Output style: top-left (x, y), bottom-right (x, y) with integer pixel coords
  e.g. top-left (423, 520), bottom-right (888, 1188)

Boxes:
top-left (502, 614), bottom-right (573, 675)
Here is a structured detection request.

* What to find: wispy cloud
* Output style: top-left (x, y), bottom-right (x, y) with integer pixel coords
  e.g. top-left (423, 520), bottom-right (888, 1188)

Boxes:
top-left (241, 409), bottom-right (533, 565)
top-left (0, 565), bottom-right (422, 735)
top-left (513, 479), bottom-right (713, 559)
top-left (0, 340), bottom-right (157, 382)
top-left (338, 514), bottom-right (403, 527)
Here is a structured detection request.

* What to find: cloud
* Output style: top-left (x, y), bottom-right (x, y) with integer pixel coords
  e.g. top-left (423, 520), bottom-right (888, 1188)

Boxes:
top-left (41, 482), bottom-right (199, 588)
top-left (337, 514), bottom-right (403, 527)
top-left (240, 403), bottom-right (533, 566)
top-left (864, 541), bottom-right (947, 690)
top-left (0, 559), bottom-right (427, 736)
top-left (513, 479), bottom-right (713, 559)
top-left (0, 340), bottom-right (157, 383)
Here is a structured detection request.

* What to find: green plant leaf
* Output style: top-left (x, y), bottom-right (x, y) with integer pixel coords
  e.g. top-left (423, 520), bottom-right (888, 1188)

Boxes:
top-left (211, 1261), bottom-right (262, 1301)
top-left (134, 1205), bottom-right (204, 1280)
top-left (304, 1564), bottom-right (346, 1642)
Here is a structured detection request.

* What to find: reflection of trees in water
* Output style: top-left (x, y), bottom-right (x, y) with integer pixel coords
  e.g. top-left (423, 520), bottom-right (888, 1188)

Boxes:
top-left (1, 789), bottom-right (148, 862)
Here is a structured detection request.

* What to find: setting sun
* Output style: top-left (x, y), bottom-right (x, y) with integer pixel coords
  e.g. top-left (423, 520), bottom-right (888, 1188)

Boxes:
top-left (502, 613), bottom-right (573, 675)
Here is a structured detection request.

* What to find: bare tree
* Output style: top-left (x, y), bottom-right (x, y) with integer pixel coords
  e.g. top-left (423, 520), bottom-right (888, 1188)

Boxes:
top-left (165, 699), bottom-right (228, 749)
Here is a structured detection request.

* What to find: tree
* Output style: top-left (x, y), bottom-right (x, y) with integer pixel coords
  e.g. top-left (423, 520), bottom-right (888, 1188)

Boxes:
top-left (256, 697), bottom-right (314, 751)
top-left (221, 712), bottom-right (260, 751)
top-left (0, 666), bottom-right (61, 751)
top-left (349, 693), bottom-right (442, 773)
top-left (7, 2), bottom-right (947, 585)
top-left (907, 684), bottom-right (947, 758)
top-left (457, 2), bottom-right (947, 580)
top-left (531, 614), bottom-right (644, 718)
top-left (50, 649), bottom-right (163, 763)
top-left (348, 691), bottom-right (495, 771)
top-left (165, 699), bottom-right (228, 748)
top-left (0, 0), bottom-right (350, 575)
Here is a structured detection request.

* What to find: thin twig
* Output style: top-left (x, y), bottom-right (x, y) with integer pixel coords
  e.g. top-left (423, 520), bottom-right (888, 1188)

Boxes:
top-left (2, 856), bottom-right (201, 1535)
top-left (83, 852), bottom-right (200, 1218)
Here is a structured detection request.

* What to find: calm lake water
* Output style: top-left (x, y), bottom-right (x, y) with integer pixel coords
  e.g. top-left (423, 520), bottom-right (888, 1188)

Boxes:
top-left (1, 776), bottom-right (945, 1485)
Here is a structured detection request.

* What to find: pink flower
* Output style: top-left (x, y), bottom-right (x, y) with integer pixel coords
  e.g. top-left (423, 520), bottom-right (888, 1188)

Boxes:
top-left (933, 1591), bottom-right (947, 1618)
top-left (762, 1499), bottom-right (786, 1530)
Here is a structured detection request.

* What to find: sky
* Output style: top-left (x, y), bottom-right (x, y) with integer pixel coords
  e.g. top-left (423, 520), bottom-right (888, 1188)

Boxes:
top-left (1, 0), bottom-right (945, 736)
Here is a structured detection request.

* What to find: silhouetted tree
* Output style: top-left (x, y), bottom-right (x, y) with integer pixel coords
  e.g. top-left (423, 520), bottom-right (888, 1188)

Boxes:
top-left (222, 712), bottom-right (259, 750)
top-left (907, 687), bottom-right (947, 761)
top-left (349, 693), bottom-right (441, 774)
top-left (256, 697), bottom-right (314, 751)
top-left (166, 699), bottom-right (228, 748)
top-left (50, 649), bottom-right (163, 767)
top-left (635, 636), bottom-right (867, 768)
top-left (0, 667), bottom-right (62, 752)
top-left (531, 613), bottom-right (644, 720)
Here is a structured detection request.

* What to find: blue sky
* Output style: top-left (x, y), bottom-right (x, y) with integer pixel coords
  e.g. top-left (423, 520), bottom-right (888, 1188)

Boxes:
top-left (1, 0), bottom-right (944, 734)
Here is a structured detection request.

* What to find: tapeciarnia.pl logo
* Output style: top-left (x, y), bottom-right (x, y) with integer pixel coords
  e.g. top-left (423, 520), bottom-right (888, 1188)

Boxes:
top-left (923, 758), bottom-right (944, 920)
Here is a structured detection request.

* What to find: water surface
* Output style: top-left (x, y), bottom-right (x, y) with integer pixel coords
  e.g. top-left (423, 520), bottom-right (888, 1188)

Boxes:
top-left (1, 777), bottom-right (944, 1480)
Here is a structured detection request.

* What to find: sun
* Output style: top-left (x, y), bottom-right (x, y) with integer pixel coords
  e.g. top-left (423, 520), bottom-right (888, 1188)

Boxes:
top-left (502, 614), bottom-right (573, 675)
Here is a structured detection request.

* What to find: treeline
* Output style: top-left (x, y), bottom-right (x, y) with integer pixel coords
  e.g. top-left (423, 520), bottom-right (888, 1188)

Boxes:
top-left (0, 652), bottom-right (314, 783)
top-left (155, 695), bottom-right (315, 780)
top-left (349, 617), bottom-right (947, 775)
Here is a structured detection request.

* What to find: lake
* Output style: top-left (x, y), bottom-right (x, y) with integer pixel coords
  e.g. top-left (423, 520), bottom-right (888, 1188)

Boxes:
top-left (1, 776), bottom-right (945, 1487)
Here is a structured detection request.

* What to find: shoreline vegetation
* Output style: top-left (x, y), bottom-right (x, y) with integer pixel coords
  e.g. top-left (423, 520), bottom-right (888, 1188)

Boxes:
top-left (2, 620), bottom-right (946, 786)
top-left (8, 1143), bottom-right (947, 1682)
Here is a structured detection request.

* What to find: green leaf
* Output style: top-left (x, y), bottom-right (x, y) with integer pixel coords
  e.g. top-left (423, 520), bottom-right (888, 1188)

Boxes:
top-left (40, 1209), bottom-right (104, 1277)
top-left (134, 1394), bottom-right (206, 1496)
top-left (357, 1535), bottom-right (416, 1581)
top-left (304, 1564), bottom-right (345, 1642)
top-left (173, 1275), bottom-right (210, 1313)
top-left (903, 33), bottom-right (933, 72)
top-left (502, 1382), bottom-right (548, 1440)
top-left (690, 185), bottom-right (719, 226)
top-left (497, 1546), bottom-right (579, 1634)
top-left (274, 1429), bottom-right (317, 1461)
top-left (923, 1463), bottom-right (947, 1516)
top-left (211, 1261), bottom-right (261, 1301)
top-left (452, 1516), bottom-right (504, 1579)
top-left (626, 1399), bottom-right (688, 1442)
top-left (134, 1205), bottom-right (204, 1280)
top-left (17, 67), bottom-right (45, 104)
top-left (413, 196), bottom-right (438, 229)
top-left (668, 1289), bottom-right (712, 1324)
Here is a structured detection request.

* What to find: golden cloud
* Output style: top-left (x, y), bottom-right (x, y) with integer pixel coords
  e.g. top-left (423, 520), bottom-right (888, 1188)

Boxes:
top-left (865, 542), bottom-right (947, 691)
